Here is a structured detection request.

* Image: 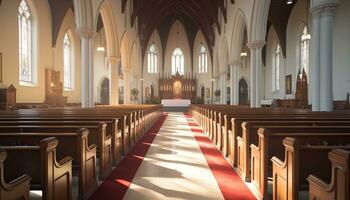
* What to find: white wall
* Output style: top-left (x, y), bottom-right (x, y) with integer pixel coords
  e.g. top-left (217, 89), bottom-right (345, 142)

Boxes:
top-left (53, 9), bottom-right (81, 103)
top-left (333, 0), bottom-right (350, 100)
top-left (0, 0), bottom-right (52, 103)
top-left (164, 20), bottom-right (192, 75)
top-left (193, 31), bottom-right (212, 101)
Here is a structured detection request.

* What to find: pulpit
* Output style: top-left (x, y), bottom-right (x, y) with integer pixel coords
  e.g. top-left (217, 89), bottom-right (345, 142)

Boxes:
top-left (45, 69), bottom-right (67, 106)
top-left (159, 72), bottom-right (196, 100)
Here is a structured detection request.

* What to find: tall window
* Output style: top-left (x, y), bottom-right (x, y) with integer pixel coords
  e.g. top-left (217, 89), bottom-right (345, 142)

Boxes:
top-left (198, 45), bottom-right (207, 74)
top-left (301, 26), bottom-right (310, 77)
top-left (63, 33), bottom-right (73, 90)
top-left (172, 48), bottom-right (184, 75)
top-left (19, 0), bottom-right (34, 84)
top-left (273, 44), bottom-right (281, 91)
top-left (147, 44), bottom-right (158, 74)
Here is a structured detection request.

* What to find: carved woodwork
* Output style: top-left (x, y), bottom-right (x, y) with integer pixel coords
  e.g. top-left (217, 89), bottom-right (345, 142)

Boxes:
top-left (45, 69), bottom-right (67, 106)
top-left (0, 84), bottom-right (16, 110)
top-left (295, 69), bottom-right (308, 108)
top-left (159, 72), bottom-right (196, 100)
top-left (0, 149), bottom-right (31, 200)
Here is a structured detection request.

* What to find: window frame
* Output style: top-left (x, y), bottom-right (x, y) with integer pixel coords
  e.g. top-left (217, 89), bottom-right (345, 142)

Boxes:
top-left (272, 44), bottom-right (281, 92)
top-left (63, 32), bottom-right (74, 91)
top-left (198, 45), bottom-right (208, 74)
top-left (171, 48), bottom-right (184, 75)
top-left (147, 44), bottom-right (158, 74)
top-left (19, 0), bottom-right (37, 87)
top-left (300, 26), bottom-right (310, 80)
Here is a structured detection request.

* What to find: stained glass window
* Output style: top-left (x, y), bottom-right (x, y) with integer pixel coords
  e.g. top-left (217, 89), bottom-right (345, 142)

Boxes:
top-left (19, 0), bottom-right (33, 84)
top-left (273, 44), bottom-right (281, 91)
top-left (199, 45), bottom-right (207, 74)
top-left (301, 26), bottom-right (310, 77)
top-left (147, 44), bottom-right (158, 74)
top-left (172, 48), bottom-right (184, 75)
top-left (63, 33), bottom-right (73, 90)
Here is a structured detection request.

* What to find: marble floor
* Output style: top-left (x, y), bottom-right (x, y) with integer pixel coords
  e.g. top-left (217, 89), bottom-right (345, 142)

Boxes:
top-left (122, 113), bottom-right (225, 200)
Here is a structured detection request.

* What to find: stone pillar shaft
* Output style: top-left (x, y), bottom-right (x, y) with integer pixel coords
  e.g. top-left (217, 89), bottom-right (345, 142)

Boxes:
top-left (107, 57), bottom-right (119, 105)
top-left (311, 1), bottom-right (338, 111)
top-left (77, 28), bottom-right (96, 108)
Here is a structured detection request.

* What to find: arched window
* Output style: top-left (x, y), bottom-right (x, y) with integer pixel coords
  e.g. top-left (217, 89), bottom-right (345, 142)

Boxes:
top-left (273, 44), bottom-right (281, 91)
top-left (19, 0), bottom-right (34, 85)
top-left (198, 45), bottom-right (207, 74)
top-left (147, 44), bottom-right (158, 74)
top-left (172, 48), bottom-right (184, 75)
top-left (63, 33), bottom-right (73, 90)
top-left (301, 26), bottom-right (310, 77)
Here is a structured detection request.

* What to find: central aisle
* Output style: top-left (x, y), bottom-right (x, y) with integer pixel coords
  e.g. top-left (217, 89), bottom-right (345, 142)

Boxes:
top-left (90, 112), bottom-right (256, 200)
top-left (123, 113), bottom-right (225, 200)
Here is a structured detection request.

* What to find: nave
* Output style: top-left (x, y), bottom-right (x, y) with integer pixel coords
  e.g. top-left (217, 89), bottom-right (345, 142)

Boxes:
top-left (90, 112), bottom-right (256, 200)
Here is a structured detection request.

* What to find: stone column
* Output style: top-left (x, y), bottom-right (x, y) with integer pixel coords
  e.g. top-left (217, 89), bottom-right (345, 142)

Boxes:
top-left (77, 28), bottom-right (96, 108)
top-left (311, 0), bottom-right (339, 111)
top-left (106, 56), bottom-right (119, 105)
top-left (230, 60), bottom-right (240, 105)
top-left (221, 72), bottom-right (227, 104)
top-left (230, 64), bottom-right (235, 105)
top-left (124, 68), bottom-right (131, 104)
top-left (248, 41), bottom-right (265, 108)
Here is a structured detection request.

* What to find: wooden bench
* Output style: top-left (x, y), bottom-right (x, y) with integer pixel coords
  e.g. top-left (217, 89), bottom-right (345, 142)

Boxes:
top-left (237, 121), bottom-right (350, 181)
top-left (0, 124), bottom-right (112, 180)
top-left (250, 127), bottom-right (350, 200)
top-left (0, 128), bottom-right (98, 200)
top-left (307, 149), bottom-right (350, 200)
top-left (1, 137), bottom-right (73, 200)
top-left (271, 137), bottom-right (350, 200)
top-left (0, 149), bottom-right (31, 200)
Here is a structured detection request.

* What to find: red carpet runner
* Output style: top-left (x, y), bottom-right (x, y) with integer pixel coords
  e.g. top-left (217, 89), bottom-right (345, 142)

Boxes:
top-left (184, 113), bottom-right (257, 200)
top-left (89, 114), bottom-right (168, 200)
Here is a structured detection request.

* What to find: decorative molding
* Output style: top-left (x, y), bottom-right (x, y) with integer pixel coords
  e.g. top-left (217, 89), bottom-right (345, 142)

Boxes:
top-left (76, 28), bottom-right (97, 39)
top-left (311, 1), bottom-right (339, 17)
top-left (247, 41), bottom-right (266, 50)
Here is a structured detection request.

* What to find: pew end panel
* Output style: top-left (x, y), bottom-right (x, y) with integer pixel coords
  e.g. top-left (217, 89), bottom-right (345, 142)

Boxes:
top-left (0, 149), bottom-right (31, 200)
top-left (308, 149), bottom-right (350, 200)
top-left (40, 137), bottom-right (73, 200)
top-left (77, 128), bottom-right (98, 200)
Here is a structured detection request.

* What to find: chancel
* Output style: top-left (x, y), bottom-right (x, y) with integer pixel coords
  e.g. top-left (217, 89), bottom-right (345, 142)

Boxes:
top-left (0, 0), bottom-right (349, 200)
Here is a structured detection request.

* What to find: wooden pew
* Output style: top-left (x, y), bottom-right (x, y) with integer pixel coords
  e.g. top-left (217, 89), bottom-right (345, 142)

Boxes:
top-left (0, 124), bottom-right (112, 180)
top-left (250, 127), bottom-right (350, 200)
top-left (0, 128), bottom-right (98, 200)
top-left (271, 137), bottom-right (350, 200)
top-left (237, 121), bottom-right (350, 182)
top-left (0, 119), bottom-right (123, 165)
top-left (1, 137), bottom-right (73, 200)
top-left (307, 149), bottom-right (350, 200)
top-left (0, 149), bottom-right (31, 200)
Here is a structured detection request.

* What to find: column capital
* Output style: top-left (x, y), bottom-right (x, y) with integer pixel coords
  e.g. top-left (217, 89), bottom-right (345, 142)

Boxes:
top-left (76, 27), bottom-right (97, 39)
top-left (311, 0), bottom-right (339, 17)
top-left (248, 40), bottom-right (265, 50)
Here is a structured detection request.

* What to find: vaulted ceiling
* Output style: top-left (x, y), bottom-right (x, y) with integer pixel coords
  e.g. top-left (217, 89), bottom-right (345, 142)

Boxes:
top-left (48, 0), bottom-right (74, 47)
top-left (126, 0), bottom-right (228, 60)
top-left (268, 0), bottom-right (299, 57)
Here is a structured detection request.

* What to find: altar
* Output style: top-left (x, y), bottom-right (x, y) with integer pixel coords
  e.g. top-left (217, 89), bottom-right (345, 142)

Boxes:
top-left (161, 99), bottom-right (191, 112)
top-left (159, 72), bottom-right (196, 100)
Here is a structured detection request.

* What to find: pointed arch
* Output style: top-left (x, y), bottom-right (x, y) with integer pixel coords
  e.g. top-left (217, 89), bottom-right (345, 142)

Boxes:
top-left (230, 9), bottom-right (248, 63)
top-left (219, 37), bottom-right (229, 73)
top-left (120, 32), bottom-right (130, 70)
top-left (98, 1), bottom-right (119, 58)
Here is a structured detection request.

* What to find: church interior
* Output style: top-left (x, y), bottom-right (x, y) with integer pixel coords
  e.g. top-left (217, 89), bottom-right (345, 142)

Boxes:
top-left (0, 0), bottom-right (349, 199)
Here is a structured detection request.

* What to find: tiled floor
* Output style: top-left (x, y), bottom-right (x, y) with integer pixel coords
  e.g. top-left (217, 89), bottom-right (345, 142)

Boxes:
top-left (122, 113), bottom-right (225, 200)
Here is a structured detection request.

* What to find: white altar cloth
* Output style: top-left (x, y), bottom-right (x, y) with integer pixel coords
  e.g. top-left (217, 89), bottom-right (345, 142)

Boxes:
top-left (161, 99), bottom-right (191, 107)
